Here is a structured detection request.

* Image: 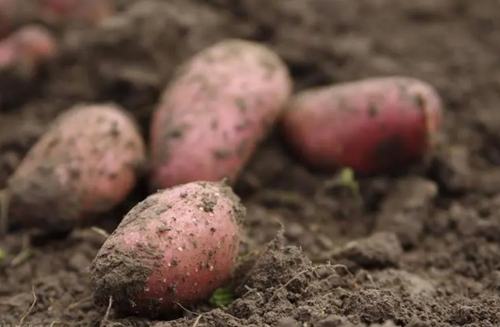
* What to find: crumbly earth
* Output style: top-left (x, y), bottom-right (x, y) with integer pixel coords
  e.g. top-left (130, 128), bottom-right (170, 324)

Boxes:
top-left (1, 0), bottom-right (500, 326)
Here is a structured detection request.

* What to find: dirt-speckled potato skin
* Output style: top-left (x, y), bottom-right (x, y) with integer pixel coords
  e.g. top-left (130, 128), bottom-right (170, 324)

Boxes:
top-left (89, 180), bottom-right (245, 318)
top-left (6, 103), bottom-right (146, 231)
top-left (281, 76), bottom-right (443, 174)
top-left (149, 39), bottom-right (292, 190)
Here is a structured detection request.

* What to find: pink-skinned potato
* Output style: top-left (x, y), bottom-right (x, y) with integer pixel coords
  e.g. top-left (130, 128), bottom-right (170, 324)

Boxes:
top-left (36, 0), bottom-right (115, 26)
top-left (0, 24), bottom-right (58, 76)
top-left (280, 76), bottom-right (443, 174)
top-left (0, 0), bottom-right (38, 39)
top-left (0, 0), bottom-right (17, 39)
top-left (89, 180), bottom-right (245, 318)
top-left (150, 39), bottom-right (292, 190)
top-left (0, 103), bottom-right (147, 234)
top-left (0, 0), bottom-right (113, 34)
top-left (0, 24), bottom-right (57, 109)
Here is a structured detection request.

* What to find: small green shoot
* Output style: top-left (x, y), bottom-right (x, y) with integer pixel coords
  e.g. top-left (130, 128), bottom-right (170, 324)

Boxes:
top-left (324, 167), bottom-right (359, 195)
top-left (0, 248), bottom-right (4, 262)
top-left (338, 167), bottom-right (359, 194)
top-left (209, 286), bottom-right (234, 308)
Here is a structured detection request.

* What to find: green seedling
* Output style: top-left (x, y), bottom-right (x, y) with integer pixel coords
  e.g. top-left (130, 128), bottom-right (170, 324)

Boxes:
top-left (209, 286), bottom-right (234, 308)
top-left (338, 167), bottom-right (359, 194)
top-left (324, 167), bottom-right (359, 195)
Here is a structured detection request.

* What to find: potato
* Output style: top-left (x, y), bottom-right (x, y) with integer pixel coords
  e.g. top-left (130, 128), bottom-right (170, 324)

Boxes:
top-left (0, 103), bottom-right (147, 234)
top-left (0, 0), bottom-right (37, 39)
top-left (0, 0), bottom-right (112, 38)
top-left (0, 25), bottom-right (57, 110)
top-left (36, 0), bottom-right (115, 25)
top-left (149, 39), bottom-right (292, 190)
top-left (89, 180), bottom-right (245, 318)
top-left (0, 24), bottom-right (58, 77)
top-left (0, 0), bottom-right (15, 38)
top-left (280, 76), bottom-right (443, 174)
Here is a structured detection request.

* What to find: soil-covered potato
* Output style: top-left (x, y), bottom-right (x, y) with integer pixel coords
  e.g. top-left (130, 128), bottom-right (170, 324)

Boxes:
top-left (280, 76), bottom-right (443, 174)
top-left (149, 38), bottom-right (293, 190)
top-left (1, 103), bottom-right (146, 233)
top-left (89, 180), bottom-right (245, 318)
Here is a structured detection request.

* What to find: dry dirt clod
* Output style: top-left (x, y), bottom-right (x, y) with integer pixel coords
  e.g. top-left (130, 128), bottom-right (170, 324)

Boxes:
top-left (374, 176), bottom-right (438, 248)
top-left (334, 232), bottom-right (403, 269)
top-left (430, 145), bottom-right (471, 194)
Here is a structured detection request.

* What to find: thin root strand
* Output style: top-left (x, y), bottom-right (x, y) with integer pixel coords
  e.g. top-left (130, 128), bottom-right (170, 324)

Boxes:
top-left (99, 296), bottom-right (113, 327)
top-left (18, 284), bottom-right (37, 326)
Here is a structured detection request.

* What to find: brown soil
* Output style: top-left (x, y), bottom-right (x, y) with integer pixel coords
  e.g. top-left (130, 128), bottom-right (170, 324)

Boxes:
top-left (2, 0), bottom-right (500, 326)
